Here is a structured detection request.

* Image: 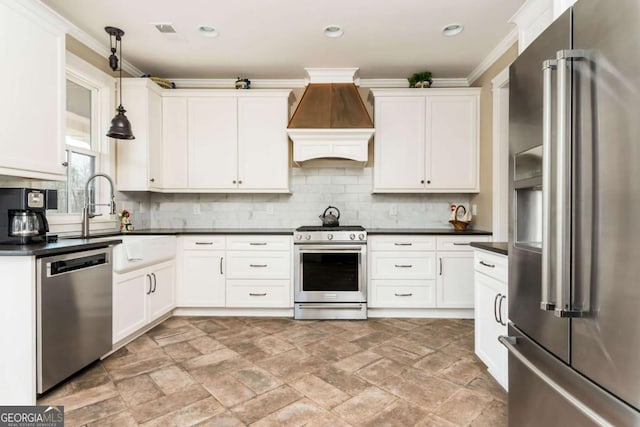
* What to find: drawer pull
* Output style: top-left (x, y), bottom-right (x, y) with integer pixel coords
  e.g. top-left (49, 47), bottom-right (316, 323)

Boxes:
top-left (195, 242), bottom-right (214, 245)
top-left (453, 242), bottom-right (470, 246)
top-left (250, 242), bottom-right (267, 246)
top-left (479, 260), bottom-right (496, 268)
top-left (394, 243), bottom-right (412, 246)
top-left (395, 293), bottom-right (413, 297)
top-left (249, 292), bottom-right (267, 296)
top-left (250, 264), bottom-right (268, 268)
top-left (394, 264), bottom-right (413, 268)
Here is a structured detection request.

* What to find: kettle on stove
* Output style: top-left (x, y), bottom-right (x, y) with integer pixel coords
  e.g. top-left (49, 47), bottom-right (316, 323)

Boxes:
top-left (319, 206), bottom-right (340, 227)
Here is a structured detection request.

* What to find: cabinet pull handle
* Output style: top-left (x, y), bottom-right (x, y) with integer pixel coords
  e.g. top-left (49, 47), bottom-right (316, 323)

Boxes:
top-left (220, 257), bottom-right (224, 275)
top-left (494, 293), bottom-right (501, 323)
top-left (151, 273), bottom-right (157, 293)
top-left (439, 258), bottom-right (443, 275)
top-left (395, 293), bottom-right (413, 297)
top-left (249, 292), bottom-right (267, 296)
top-left (479, 260), bottom-right (495, 268)
top-left (250, 264), bottom-right (268, 268)
top-left (195, 242), bottom-right (214, 245)
top-left (499, 295), bottom-right (507, 326)
top-left (394, 264), bottom-right (413, 268)
top-left (394, 243), bottom-right (412, 246)
top-left (249, 242), bottom-right (267, 246)
top-left (453, 242), bottom-right (470, 246)
top-left (146, 274), bottom-right (153, 295)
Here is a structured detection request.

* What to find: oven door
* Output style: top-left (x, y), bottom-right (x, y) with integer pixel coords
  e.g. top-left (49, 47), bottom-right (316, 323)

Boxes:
top-left (294, 244), bottom-right (366, 303)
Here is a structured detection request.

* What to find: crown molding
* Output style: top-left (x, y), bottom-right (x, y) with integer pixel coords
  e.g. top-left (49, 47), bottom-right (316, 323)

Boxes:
top-left (168, 79), bottom-right (306, 89)
top-left (359, 78), bottom-right (469, 88)
top-left (467, 27), bottom-right (518, 85)
top-left (24, 0), bottom-right (144, 77)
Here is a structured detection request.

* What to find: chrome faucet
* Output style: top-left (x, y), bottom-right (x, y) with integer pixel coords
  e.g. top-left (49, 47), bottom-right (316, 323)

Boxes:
top-left (81, 173), bottom-right (116, 238)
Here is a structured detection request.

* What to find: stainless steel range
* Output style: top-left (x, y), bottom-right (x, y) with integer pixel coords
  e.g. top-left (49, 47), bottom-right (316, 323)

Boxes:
top-left (294, 226), bottom-right (367, 320)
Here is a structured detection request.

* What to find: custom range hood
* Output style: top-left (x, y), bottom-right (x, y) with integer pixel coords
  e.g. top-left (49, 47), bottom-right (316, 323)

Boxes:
top-left (287, 68), bottom-right (374, 165)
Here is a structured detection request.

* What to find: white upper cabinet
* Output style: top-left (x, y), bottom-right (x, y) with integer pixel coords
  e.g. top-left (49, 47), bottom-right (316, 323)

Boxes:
top-left (372, 89), bottom-right (480, 193)
top-left (116, 79), bottom-right (163, 191)
top-left (372, 96), bottom-right (425, 191)
top-left (161, 97), bottom-right (188, 189)
top-left (237, 97), bottom-right (289, 191)
top-left (0, 0), bottom-right (66, 180)
top-left (188, 96), bottom-right (238, 189)
top-left (117, 88), bottom-right (291, 193)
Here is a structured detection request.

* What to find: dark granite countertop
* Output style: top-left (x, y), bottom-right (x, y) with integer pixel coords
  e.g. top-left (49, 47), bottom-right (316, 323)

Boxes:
top-left (0, 238), bottom-right (123, 257)
top-left (367, 228), bottom-right (492, 235)
top-left (470, 242), bottom-right (508, 256)
top-left (65, 228), bottom-right (295, 238)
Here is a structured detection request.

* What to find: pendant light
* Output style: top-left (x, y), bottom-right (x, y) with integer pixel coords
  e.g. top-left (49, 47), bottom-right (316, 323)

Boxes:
top-left (105, 26), bottom-right (135, 140)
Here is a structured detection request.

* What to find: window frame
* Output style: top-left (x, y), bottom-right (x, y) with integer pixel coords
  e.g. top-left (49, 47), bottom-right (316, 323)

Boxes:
top-left (47, 51), bottom-right (115, 226)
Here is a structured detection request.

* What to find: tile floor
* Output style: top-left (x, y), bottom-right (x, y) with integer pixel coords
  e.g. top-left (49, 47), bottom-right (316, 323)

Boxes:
top-left (38, 317), bottom-right (507, 426)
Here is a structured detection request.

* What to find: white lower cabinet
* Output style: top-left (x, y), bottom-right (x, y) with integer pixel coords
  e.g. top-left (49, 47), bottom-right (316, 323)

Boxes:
top-left (178, 236), bottom-right (226, 307)
top-left (225, 236), bottom-right (292, 308)
top-left (369, 234), bottom-right (489, 310)
top-left (369, 236), bottom-right (437, 308)
top-left (177, 235), bottom-right (293, 309)
top-left (474, 248), bottom-right (508, 390)
top-left (436, 235), bottom-right (490, 308)
top-left (113, 259), bottom-right (176, 343)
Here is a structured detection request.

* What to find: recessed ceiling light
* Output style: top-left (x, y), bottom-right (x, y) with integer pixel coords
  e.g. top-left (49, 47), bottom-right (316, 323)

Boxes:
top-left (442, 23), bottom-right (464, 37)
top-left (323, 25), bottom-right (344, 38)
top-left (198, 25), bottom-right (219, 38)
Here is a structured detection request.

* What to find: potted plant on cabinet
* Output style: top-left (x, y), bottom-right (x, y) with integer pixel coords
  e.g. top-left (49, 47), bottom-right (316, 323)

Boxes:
top-left (408, 71), bottom-right (433, 88)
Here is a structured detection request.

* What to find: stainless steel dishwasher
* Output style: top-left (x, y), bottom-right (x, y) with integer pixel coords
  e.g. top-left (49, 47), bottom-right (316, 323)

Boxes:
top-left (36, 247), bottom-right (113, 394)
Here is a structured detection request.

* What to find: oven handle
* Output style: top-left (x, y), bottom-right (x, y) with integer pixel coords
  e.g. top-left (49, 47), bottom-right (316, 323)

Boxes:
top-left (297, 304), bottom-right (364, 309)
top-left (296, 245), bottom-right (364, 252)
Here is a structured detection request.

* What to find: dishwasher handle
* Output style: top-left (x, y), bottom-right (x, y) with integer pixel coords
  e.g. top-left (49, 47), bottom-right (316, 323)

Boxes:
top-left (49, 252), bottom-right (109, 276)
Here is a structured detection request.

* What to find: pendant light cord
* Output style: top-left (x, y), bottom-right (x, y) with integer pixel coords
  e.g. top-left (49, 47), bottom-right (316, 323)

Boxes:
top-left (118, 35), bottom-right (123, 107)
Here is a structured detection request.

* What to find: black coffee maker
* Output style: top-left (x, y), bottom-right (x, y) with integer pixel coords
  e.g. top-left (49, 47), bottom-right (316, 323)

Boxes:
top-left (0, 188), bottom-right (57, 244)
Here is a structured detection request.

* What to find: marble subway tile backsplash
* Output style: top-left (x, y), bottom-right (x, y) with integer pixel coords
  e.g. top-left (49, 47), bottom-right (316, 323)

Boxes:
top-left (135, 168), bottom-right (470, 229)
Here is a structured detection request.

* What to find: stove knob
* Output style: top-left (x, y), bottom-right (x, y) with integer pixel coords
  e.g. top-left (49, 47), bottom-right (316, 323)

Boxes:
top-left (358, 233), bottom-right (365, 240)
top-left (349, 233), bottom-right (356, 240)
top-left (296, 234), bottom-right (302, 240)
top-left (327, 234), bottom-right (334, 240)
top-left (305, 234), bottom-right (311, 240)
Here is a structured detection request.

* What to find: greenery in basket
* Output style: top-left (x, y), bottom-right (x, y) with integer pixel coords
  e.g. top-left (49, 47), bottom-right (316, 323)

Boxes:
top-left (408, 71), bottom-right (433, 88)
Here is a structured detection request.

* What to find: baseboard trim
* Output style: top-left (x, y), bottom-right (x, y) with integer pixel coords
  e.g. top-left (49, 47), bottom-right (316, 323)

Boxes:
top-left (367, 308), bottom-right (474, 319)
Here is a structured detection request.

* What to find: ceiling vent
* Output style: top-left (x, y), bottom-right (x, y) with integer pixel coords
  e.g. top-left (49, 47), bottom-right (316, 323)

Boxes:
top-left (153, 23), bottom-right (177, 34)
top-left (287, 68), bottom-right (374, 166)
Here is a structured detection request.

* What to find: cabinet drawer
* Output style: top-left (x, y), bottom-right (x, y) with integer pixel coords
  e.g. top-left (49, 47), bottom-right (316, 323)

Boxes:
top-left (369, 235), bottom-right (436, 251)
top-left (474, 249), bottom-right (508, 283)
top-left (226, 251), bottom-right (290, 279)
top-left (436, 235), bottom-right (490, 251)
top-left (226, 279), bottom-right (291, 308)
top-left (371, 280), bottom-right (436, 308)
top-left (183, 236), bottom-right (226, 251)
top-left (370, 252), bottom-right (436, 279)
top-left (227, 235), bottom-right (291, 251)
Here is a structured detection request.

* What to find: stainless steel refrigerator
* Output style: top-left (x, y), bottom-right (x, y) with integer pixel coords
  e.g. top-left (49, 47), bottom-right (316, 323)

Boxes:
top-left (504, 0), bottom-right (640, 425)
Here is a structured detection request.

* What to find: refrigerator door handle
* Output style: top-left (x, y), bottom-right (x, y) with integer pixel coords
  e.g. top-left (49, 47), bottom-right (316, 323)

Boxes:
top-left (499, 335), bottom-right (614, 427)
top-left (541, 58), bottom-right (557, 311)
top-left (555, 49), bottom-right (589, 318)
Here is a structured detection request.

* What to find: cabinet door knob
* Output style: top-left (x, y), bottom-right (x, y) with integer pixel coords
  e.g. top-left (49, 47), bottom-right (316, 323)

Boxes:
top-left (427, 180), bottom-right (431, 184)
top-left (149, 178), bottom-right (155, 182)
top-left (420, 180), bottom-right (424, 184)
top-left (238, 180), bottom-right (243, 184)
top-left (62, 161), bottom-right (69, 167)
top-left (233, 180), bottom-right (237, 184)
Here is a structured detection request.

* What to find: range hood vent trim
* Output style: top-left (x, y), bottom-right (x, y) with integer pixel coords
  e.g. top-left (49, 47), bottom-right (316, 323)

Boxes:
top-left (287, 79), bottom-right (374, 166)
